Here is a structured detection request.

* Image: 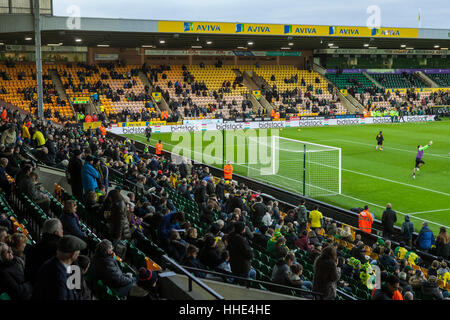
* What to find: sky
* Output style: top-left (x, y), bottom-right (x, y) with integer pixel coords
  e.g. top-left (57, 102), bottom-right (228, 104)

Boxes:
top-left (52, 0), bottom-right (450, 29)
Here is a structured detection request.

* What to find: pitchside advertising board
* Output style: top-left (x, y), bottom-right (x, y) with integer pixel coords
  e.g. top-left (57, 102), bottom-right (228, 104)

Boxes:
top-left (108, 115), bottom-right (435, 135)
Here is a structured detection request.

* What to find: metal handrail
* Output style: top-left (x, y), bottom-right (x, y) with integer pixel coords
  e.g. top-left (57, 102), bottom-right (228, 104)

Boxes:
top-left (161, 254), bottom-right (225, 300)
top-left (176, 265), bottom-right (326, 300)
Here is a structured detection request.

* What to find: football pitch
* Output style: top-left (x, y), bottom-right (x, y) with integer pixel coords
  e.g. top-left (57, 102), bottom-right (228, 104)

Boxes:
top-left (124, 120), bottom-right (450, 235)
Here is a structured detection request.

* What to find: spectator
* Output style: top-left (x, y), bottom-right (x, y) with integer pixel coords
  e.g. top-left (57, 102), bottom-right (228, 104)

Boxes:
top-left (288, 263), bottom-right (313, 291)
top-left (274, 236), bottom-right (289, 259)
top-left (25, 218), bottom-right (64, 284)
top-left (272, 252), bottom-right (296, 286)
top-left (421, 276), bottom-right (444, 300)
top-left (435, 227), bottom-right (449, 259)
top-left (415, 222), bottom-right (435, 252)
top-left (75, 255), bottom-right (91, 300)
top-left (32, 235), bottom-right (87, 300)
top-left (6, 233), bottom-right (28, 272)
top-left (106, 189), bottom-right (132, 251)
top-left (0, 241), bottom-right (33, 300)
top-left (228, 222), bottom-right (255, 279)
top-left (308, 205), bottom-right (323, 230)
top-left (81, 155), bottom-right (100, 193)
top-left (182, 245), bottom-right (207, 278)
top-left (59, 200), bottom-right (86, 241)
top-left (372, 274), bottom-right (400, 300)
top-left (326, 221), bottom-right (338, 237)
top-left (0, 125), bottom-right (17, 145)
top-left (313, 246), bottom-right (340, 300)
top-left (199, 234), bottom-right (222, 270)
top-left (398, 271), bottom-right (413, 294)
top-left (67, 149), bottom-right (83, 202)
top-left (295, 230), bottom-right (312, 251)
top-left (296, 199), bottom-right (308, 233)
top-left (89, 239), bottom-right (135, 298)
top-left (401, 215), bottom-right (414, 248)
top-left (379, 248), bottom-right (399, 271)
top-left (381, 203), bottom-right (397, 240)
top-left (427, 260), bottom-right (440, 278)
top-left (409, 270), bottom-right (425, 293)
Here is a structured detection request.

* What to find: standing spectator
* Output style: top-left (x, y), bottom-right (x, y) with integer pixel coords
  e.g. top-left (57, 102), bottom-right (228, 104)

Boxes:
top-left (32, 235), bottom-right (87, 300)
top-left (228, 222), bottom-right (254, 279)
top-left (81, 155), bottom-right (99, 194)
top-left (415, 222), bottom-right (435, 252)
top-left (309, 206), bottom-right (323, 230)
top-left (381, 203), bottom-right (397, 240)
top-left (107, 190), bottom-right (131, 250)
top-left (435, 227), bottom-right (449, 259)
top-left (0, 242), bottom-right (33, 300)
top-left (296, 199), bottom-right (308, 234)
top-left (401, 215), bottom-right (414, 248)
top-left (372, 274), bottom-right (400, 300)
top-left (313, 246), bottom-right (340, 300)
top-left (25, 218), bottom-right (63, 284)
top-left (67, 150), bottom-right (83, 201)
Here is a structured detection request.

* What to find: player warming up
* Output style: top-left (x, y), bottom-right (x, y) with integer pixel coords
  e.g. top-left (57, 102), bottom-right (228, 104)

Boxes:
top-left (412, 141), bottom-right (433, 179)
top-left (376, 131), bottom-right (384, 151)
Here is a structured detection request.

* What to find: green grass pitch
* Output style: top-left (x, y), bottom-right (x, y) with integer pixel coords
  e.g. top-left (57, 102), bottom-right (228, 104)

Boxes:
top-left (124, 120), bottom-right (450, 235)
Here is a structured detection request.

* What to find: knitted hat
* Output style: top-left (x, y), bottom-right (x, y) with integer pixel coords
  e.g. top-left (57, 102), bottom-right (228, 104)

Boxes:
top-left (138, 267), bottom-right (157, 286)
top-left (377, 238), bottom-right (385, 246)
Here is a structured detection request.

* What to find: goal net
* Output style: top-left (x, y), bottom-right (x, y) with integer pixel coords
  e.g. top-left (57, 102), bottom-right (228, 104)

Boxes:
top-left (246, 135), bottom-right (341, 197)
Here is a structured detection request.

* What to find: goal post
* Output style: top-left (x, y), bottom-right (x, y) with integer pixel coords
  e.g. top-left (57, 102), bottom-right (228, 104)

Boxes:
top-left (246, 135), bottom-right (341, 197)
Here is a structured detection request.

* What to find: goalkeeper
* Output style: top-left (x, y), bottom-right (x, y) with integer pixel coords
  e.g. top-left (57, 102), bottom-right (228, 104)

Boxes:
top-left (412, 141), bottom-right (433, 179)
top-left (376, 131), bottom-right (384, 151)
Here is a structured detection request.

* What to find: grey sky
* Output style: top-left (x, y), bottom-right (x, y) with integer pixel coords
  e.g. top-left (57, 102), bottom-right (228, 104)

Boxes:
top-left (53, 0), bottom-right (450, 29)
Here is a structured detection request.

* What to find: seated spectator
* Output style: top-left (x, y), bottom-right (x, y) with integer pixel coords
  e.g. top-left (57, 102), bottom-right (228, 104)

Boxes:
top-left (0, 241), bottom-right (33, 300)
top-left (288, 263), bottom-right (313, 291)
top-left (18, 171), bottom-right (50, 214)
top-left (372, 274), bottom-right (400, 300)
top-left (75, 255), bottom-right (91, 300)
top-left (274, 236), bottom-right (289, 259)
top-left (421, 276), bottom-right (444, 300)
top-left (182, 245), bottom-right (207, 278)
top-left (409, 270), bottom-right (425, 293)
top-left (272, 252), bottom-right (296, 286)
top-left (326, 221), bottom-right (338, 237)
top-left (184, 227), bottom-right (200, 247)
top-left (137, 267), bottom-right (158, 299)
top-left (350, 242), bottom-right (368, 263)
top-left (398, 271), bottom-right (413, 294)
top-left (295, 230), bottom-right (313, 251)
top-left (89, 239), bottom-right (135, 297)
top-left (427, 260), bottom-right (440, 278)
top-left (166, 230), bottom-right (188, 263)
top-left (6, 233), bottom-right (28, 273)
top-left (59, 200), bottom-right (87, 241)
top-left (379, 248), bottom-right (399, 271)
top-left (32, 235), bottom-right (86, 300)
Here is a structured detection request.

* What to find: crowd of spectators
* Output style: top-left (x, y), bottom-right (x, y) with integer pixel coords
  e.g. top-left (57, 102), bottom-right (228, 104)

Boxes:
top-left (0, 106), bottom-right (448, 301)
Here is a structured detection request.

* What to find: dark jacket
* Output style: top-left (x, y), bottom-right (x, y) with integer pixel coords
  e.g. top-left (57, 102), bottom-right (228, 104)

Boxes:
top-left (0, 258), bottom-right (33, 300)
top-left (228, 232), bottom-right (254, 277)
top-left (313, 256), bottom-right (340, 300)
top-left (251, 202), bottom-right (266, 226)
top-left (89, 254), bottom-right (134, 292)
top-left (372, 285), bottom-right (393, 300)
top-left (60, 212), bottom-right (85, 240)
top-left (67, 156), bottom-right (83, 185)
top-left (32, 256), bottom-right (78, 300)
top-left (421, 280), bottom-right (443, 300)
top-left (379, 254), bottom-right (398, 270)
top-left (109, 200), bottom-right (131, 241)
top-left (25, 233), bottom-right (60, 284)
top-left (381, 208), bottom-right (397, 234)
top-left (199, 246), bottom-right (222, 269)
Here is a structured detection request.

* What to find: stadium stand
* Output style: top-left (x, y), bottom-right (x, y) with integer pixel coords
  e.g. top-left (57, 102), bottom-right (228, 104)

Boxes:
top-left (0, 108), bottom-right (448, 301)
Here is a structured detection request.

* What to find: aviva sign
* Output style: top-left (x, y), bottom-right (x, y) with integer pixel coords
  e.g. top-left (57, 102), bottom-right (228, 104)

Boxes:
top-left (184, 22), bottom-right (222, 32)
top-left (158, 21), bottom-right (418, 38)
top-left (236, 23), bottom-right (271, 34)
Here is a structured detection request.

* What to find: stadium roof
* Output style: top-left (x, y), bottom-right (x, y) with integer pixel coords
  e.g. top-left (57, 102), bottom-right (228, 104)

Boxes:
top-left (1, 15), bottom-right (450, 51)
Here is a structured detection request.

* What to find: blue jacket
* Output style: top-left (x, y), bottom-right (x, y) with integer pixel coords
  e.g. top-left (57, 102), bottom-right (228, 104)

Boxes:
top-left (417, 225), bottom-right (436, 250)
top-left (32, 256), bottom-right (78, 300)
top-left (59, 212), bottom-right (85, 240)
top-left (81, 162), bottom-right (99, 192)
top-left (158, 212), bottom-right (180, 242)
